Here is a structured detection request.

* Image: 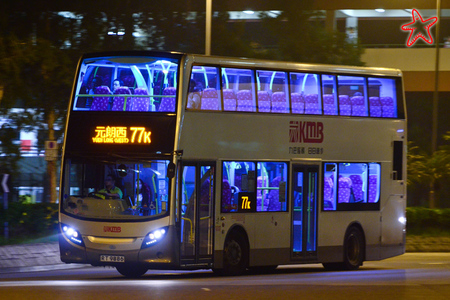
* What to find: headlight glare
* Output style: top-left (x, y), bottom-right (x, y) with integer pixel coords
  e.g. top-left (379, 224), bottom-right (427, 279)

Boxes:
top-left (61, 223), bottom-right (84, 246)
top-left (142, 227), bottom-right (168, 249)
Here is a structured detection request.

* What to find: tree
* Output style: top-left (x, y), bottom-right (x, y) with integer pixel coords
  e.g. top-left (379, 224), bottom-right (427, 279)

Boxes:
top-left (257, 9), bottom-right (364, 65)
top-left (0, 4), bottom-right (367, 204)
top-left (407, 133), bottom-right (450, 208)
top-left (0, 36), bottom-right (74, 202)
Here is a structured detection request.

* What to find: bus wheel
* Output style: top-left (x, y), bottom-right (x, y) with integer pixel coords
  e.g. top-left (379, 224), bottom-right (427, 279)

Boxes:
top-left (322, 226), bottom-right (364, 271)
top-left (116, 265), bottom-right (148, 278)
top-left (222, 232), bottom-right (248, 276)
top-left (343, 226), bottom-right (364, 270)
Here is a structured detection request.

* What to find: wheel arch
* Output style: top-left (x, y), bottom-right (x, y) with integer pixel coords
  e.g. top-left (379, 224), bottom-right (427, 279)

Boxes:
top-left (224, 224), bottom-right (250, 251)
top-left (345, 221), bottom-right (366, 261)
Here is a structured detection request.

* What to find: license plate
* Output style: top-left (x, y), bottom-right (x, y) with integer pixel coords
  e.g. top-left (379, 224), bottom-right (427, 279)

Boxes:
top-left (100, 255), bottom-right (125, 263)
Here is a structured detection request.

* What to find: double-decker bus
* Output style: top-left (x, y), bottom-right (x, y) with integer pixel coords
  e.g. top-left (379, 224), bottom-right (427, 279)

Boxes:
top-left (59, 51), bottom-right (407, 277)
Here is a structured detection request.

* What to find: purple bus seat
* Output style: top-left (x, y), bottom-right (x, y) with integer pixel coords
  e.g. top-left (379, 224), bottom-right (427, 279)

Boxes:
top-left (111, 86), bottom-right (132, 111)
top-left (305, 94), bottom-right (320, 115)
top-left (90, 86), bottom-right (112, 111)
top-left (291, 93), bottom-right (305, 114)
top-left (323, 176), bottom-right (334, 201)
top-left (257, 91), bottom-right (271, 112)
top-left (381, 97), bottom-right (396, 118)
top-left (201, 88), bottom-right (220, 110)
top-left (323, 176), bottom-right (334, 210)
top-left (159, 87), bottom-right (176, 112)
top-left (223, 89), bottom-right (237, 111)
top-left (338, 176), bottom-right (352, 203)
top-left (351, 96), bottom-right (367, 117)
top-left (272, 92), bottom-right (288, 113)
top-left (237, 90), bottom-right (254, 112)
top-left (131, 88), bottom-right (150, 111)
top-left (349, 175), bottom-right (364, 202)
top-left (368, 175), bottom-right (378, 203)
top-left (339, 95), bottom-right (351, 116)
top-left (369, 97), bottom-right (382, 117)
top-left (323, 94), bottom-right (337, 115)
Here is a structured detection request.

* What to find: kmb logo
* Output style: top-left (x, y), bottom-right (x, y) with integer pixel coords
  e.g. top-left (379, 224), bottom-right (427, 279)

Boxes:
top-left (289, 121), bottom-right (324, 143)
top-left (104, 226), bottom-right (121, 233)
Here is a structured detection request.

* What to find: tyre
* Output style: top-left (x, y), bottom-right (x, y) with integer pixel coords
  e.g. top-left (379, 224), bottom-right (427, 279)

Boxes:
top-left (116, 264), bottom-right (148, 278)
top-left (322, 226), bottom-right (364, 271)
top-left (343, 226), bottom-right (364, 270)
top-left (222, 231), bottom-right (248, 276)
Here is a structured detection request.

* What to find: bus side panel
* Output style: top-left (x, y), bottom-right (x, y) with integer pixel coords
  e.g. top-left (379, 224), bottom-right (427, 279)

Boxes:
top-left (249, 213), bottom-right (291, 267)
top-left (213, 217), bottom-right (252, 269)
top-left (213, 213), bottom-right (292, 268)
top-left (380, 195), bottom-right (406, 259)
top-left (317, 212), bottom-right (381, 263)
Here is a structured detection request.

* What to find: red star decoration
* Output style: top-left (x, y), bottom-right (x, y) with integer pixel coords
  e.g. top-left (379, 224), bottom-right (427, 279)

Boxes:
top-left (401, 9), bottom-right (438, 47)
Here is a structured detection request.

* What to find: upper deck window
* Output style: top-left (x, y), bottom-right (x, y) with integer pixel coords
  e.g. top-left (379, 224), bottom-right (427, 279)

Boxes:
top-left (337, 75), bottom-right (368, 117)
top-left (222, 68), bottom-right (256, 112)
top-left (368, 78), bottom-right (398, 118)
top-left (256, 70), bottom-right (289, 113)
top-left (290, 72), bottom-right (322, 115)
top-left (187, 66), bottom-right (222, 111)
top-left (322, 74), bottom-right (338, 116)
top-left (185, 63), bottom-right (403, 119)
top-left (73, 56), bottom-right (179, 113)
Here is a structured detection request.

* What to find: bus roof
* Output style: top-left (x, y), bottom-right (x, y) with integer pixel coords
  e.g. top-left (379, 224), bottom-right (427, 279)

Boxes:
top-left (78, 50), bottom-right (402, 78)
top-left (187, 53), bottom-right (403, 78)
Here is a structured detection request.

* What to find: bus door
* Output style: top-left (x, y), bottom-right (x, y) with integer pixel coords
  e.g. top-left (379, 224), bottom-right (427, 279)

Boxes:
top-left (179, 161), bottom-right (215, 266)
top-left (291, 164), bottom-right (319, 259)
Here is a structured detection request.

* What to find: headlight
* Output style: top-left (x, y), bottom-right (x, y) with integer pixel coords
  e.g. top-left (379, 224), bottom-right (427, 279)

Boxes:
top-left (61, 223), bottom-right (84, 246)
top-left (142, 227), bottom-right (168, 249)
top-left (398, 216), bottom-right (407, 225)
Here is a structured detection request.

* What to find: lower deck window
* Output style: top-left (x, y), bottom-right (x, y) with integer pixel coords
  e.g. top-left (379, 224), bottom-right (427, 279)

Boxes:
top-left (62, 160), bottom-right (171, 220)
top-left (222, 161), bottom-right (288, 213)
top-left (323, 162), bottom-right (380, 211)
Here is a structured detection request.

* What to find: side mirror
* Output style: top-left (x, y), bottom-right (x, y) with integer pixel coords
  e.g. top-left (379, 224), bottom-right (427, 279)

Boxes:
top-left (167, 162), bottom-right (176, 179)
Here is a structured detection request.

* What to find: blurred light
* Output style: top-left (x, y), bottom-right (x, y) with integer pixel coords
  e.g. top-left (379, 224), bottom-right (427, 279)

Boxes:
top-left (398, 216), bottom-right (407, 225)
top-left (142, 227), bottom-right (168, 248)
top-left (243, 10), bottom-right (254, 15)
top-left (375, 9), bottom-right (385, 13)
top-left (62, 224), bottom-right (84, 246)
top-left (66, 228), bottom-right (74, 236)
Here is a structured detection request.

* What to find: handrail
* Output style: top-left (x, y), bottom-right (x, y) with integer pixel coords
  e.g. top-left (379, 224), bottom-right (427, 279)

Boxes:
top-left (181, 217), bottom-right (194, 244)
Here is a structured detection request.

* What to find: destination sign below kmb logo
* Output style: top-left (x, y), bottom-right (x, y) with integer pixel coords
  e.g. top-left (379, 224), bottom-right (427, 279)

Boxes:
top-left (92, 126), bottom-right (151, 144)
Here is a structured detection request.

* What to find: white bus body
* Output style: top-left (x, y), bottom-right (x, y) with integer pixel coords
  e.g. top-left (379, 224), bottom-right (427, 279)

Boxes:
top-left (59, 51), bottom-right (406, 277)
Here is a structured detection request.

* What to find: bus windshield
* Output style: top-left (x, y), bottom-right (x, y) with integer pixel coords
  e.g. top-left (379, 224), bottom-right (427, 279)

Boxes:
top-left (73, 55), bottom-right (179, 112)
top-left (61, 159), bottom-right (171, 220)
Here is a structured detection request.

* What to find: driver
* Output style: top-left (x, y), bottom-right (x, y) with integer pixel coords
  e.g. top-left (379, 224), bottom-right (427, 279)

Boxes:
top-left (98, 174), bottom-right (123, 199)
